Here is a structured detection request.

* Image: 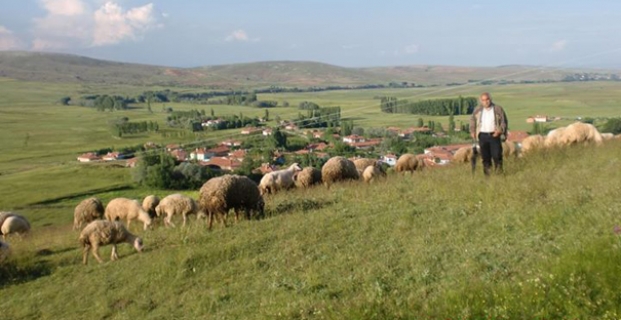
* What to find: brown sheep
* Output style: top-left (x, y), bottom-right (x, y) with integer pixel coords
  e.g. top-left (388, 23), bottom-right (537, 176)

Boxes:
top-left (362, 164), bottom-right (386, 183)
top-left (104, 198), bottom-right (153, 231)
top-left (294, 167), bottom-right (322, 189)
top-left (321, 156), bottom-right (359, 188)
top-left (73, 197), bottom-right (105, 230)
top-left (452, 146), bottom-right (474, 163)
top-left (142, 195), bottom-right (160, 218)
top-left (353, 158), bottom-right (378, 172)
top-left (395, 154), bottom-right (424, 173)
top-left (199, 175), bottom-right (264, 230)
top-left (502, 140), bottom-right (518, 158)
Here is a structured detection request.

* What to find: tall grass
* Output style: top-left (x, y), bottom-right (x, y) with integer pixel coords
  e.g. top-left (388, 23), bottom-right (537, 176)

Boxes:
top-left (2, 141), bottom-right (621, 319)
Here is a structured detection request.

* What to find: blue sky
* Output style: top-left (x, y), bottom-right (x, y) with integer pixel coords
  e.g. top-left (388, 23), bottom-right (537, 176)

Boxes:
top-left (0, 0), bottom-right (620, 68)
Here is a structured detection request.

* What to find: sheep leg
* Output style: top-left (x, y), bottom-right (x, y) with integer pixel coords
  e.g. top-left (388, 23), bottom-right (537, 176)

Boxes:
top-left (111, 245), bottom-right (119, 261)
top-left (207, 212), bottom-right (214, 230)
top-left (182, 214), bottom-right (187, 227)
top-left (82, 244), bottom-right (91, 265)
top-left (91, 244), bottom-right (104, 264)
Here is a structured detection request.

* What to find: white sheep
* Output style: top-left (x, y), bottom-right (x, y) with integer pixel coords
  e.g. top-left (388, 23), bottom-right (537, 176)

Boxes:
top-left (1, 214), bottom-right (30, 240)
top-left (259, 163), bottom-right (302, 195)
top-left (104, 198), bottom-right (153, 231)
top-left (79, 220), bottom-right (143, 265)
top-left (0, 240), bottom-right (9, 263)
top-left (155, 194), bottom-right (204, 228)
top-left (73, 197), bottom-right (104, 231)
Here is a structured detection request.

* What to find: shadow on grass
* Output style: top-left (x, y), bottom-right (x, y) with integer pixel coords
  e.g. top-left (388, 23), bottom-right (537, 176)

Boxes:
top-left (265, 198), bottom-right (336, 218)
top-left (0, 260), bottom-right (53, 288)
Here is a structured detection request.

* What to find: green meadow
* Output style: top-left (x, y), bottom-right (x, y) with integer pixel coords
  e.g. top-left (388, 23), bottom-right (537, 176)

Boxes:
top-left (1, 76), bottom-right (621, 318)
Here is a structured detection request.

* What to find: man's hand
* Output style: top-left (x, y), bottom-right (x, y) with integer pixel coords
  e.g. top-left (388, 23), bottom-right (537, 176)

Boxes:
top-left (492, 130), bottom-right (502, 138)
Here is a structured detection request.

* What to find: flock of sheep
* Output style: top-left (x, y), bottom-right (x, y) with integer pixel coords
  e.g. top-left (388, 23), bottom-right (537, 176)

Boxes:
top-left (0, 121), bottom-right (614, 265)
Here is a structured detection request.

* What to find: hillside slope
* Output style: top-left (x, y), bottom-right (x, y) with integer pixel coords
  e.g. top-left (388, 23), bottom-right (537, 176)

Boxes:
top-left (2, 142), bottom-right (621, 319)
top-left (1, 51), bottom-right (614, 88)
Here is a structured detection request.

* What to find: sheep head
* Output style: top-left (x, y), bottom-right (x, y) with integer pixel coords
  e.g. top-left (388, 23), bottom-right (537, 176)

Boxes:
top-left (133, 237), bottom-right (144, 252)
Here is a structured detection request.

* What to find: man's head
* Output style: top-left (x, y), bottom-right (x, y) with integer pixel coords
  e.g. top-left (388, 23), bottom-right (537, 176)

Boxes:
top-left (480, 92), bottom-right (492, 108)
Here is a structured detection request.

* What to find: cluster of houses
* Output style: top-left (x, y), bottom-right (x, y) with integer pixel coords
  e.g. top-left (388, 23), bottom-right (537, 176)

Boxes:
top-left (77, 125), bottom-right (531, 172)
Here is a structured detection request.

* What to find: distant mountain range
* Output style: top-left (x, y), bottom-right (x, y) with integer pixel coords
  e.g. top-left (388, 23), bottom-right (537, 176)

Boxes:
top-left (0, 51), bottom-right (618, 88)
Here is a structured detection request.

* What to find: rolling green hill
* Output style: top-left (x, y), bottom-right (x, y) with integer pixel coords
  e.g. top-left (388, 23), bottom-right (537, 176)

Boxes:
top-left (1, 51), bottom-right (618, 89)
top-left (2, 143), bottom-right (621, 319)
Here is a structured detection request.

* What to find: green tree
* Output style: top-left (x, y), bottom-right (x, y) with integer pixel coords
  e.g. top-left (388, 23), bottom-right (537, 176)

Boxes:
top-left (602, 118), bottom-right (621, 134)
top-left (417, 118), bottom-right (424, 127)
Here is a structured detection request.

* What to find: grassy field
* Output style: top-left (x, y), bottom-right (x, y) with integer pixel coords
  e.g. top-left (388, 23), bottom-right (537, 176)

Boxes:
top-left (0, 78), bottom-right (620, 209)
top-left (2, 142), bottom-right (621, 319)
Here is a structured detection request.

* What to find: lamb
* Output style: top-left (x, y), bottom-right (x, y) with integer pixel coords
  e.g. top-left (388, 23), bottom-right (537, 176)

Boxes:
top-left (104, 198), bottom-right (153, 231)
top-left (1, 214), bottom-right (30, 240)
top-left (199, 175), bottom-right (265, 230)
top-left (142, 195), bottom-right (160, 218)
top-left (362, 164), bottom-right (385, 183)
top-left (321, 156), bottom-right (359, 188)
top-left (452, 146), bottom-right (474, 163)
top-left (0, 240), bottom-right (9, 263)
top-left (73, 197), bottom-right (104, 230)
top-left (294, 167), bottom-right (322, 189)
top-left (79, 220), bottom-right (143, 265)
top-left (395, 154), bottom-right (424, 173)
top-left (155, 194), bottom-right (204, 227)
top-left (520, 134), bottom-right (545, 156)
top-left (259, 163), bottom-right (302, 195)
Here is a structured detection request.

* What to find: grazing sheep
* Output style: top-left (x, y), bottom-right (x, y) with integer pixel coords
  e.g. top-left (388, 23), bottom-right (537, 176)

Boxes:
top-left (0, 212), bottom-right (15, 231)
top-left (294, 167), bottom-right (322, 189)
top-left (395, 154), bottom-right (424, 174)
top-left (520, 134), bottom-right (545, 156)
top-left (321, 156), bottom-right (359, 188)
top-left (142, 195), bottom-right (160, 218)
top-left (502, 140), bottom-right (518, 158)
top-left (104, 198), bottom-right (153, 231)
top-left (452, 146), bottom-right (474, 163)
top-left (79, 220), bottom-right (143, 265)
top-left (353, 158), bottom-right (378, 172)
top-left (601, 132), bottom-right (614, 140)
top-left (1, 214), bottom-right (30, 240)
top-left (155, 194), bottom-right (204, 228)
top-left (362, 164), bottom-right (385, 183)
top-left (0, 240), bottom-right (9, 263)
top-left (259, 163), bottom-right (302, 195)
top-left (562, 122), bottom-right (603, 146)
top-left (73, 197), bottom-right (104, 231)
top-left (199, 175), bottom-right (265, 230)
top-left (544, 127), bottom-right (567, 148)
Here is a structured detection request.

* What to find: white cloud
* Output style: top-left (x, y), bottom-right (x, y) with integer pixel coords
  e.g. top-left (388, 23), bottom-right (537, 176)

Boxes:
top-left (0, 26), bottom-right (23, 50)
top-left (404, 44), bottom-right (419, 54)
top-left (32, 0), bottom-right (160, 50)
top-left (93, 2), bottom-right (158, 46)
top-left (40, 0), bottom-right (87, 16)
top-left (226, 29), bottom-right (260, 42)
top-left (226, 30), bottom-right (249, 42)
top-left (550, 40), bottom-right (567, 52)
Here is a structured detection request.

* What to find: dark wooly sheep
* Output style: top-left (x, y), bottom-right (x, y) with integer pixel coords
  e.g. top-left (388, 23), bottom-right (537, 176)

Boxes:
top-left (199, 175), bottom-right (264, 230)
top-left (73, 197), bottom-right (105, 231)
top-left (321, 156), bottom-right (359, 188)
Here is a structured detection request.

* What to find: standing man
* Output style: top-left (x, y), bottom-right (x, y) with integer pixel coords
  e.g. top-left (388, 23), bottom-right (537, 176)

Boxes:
top-left (469, 92), bottom-right (508, 175)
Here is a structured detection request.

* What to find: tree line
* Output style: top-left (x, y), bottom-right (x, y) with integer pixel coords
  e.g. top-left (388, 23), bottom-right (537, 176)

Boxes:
top-left (380, 96), bottom-right (477, 115)
top-left (295, 106), bottom-right (342, 128)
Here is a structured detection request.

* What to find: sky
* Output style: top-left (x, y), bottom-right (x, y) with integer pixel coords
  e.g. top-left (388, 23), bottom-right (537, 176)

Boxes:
top-left (1, 0), bottom-right (620, 68)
